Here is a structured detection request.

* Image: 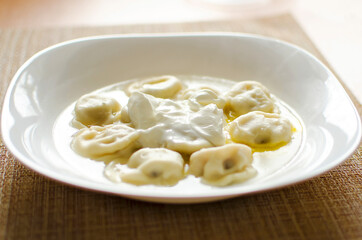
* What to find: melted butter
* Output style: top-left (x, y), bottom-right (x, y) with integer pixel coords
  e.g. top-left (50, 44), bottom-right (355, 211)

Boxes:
top-left (224, 108), bottom-right (238, 123)
top-left (250, 141), bottom-right (289, 153)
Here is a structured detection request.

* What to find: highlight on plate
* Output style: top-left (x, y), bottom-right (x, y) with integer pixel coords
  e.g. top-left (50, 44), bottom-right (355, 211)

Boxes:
top-left (69, 75), bottom-right (298, 187)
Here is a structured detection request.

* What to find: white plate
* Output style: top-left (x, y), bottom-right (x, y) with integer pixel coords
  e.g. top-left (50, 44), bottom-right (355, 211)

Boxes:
top-left (2, 33), bottom-right (361, 203)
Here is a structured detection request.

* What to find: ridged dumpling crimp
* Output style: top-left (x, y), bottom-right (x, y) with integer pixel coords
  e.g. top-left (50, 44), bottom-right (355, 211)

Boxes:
top-left (71, 124), bottom-right (140, 163)
top-left (229, 111), bottom-right (292, 148)
top-left (73, 94), bottom-right (121, 128)
top-left (226, 81), bottom-right (277, 116)
top-left (121, 148), bottom-right (184, 186)
top-left (127, 75), bottom-right (183, 99)
top-left (189, 144), bottom-right (256, 186)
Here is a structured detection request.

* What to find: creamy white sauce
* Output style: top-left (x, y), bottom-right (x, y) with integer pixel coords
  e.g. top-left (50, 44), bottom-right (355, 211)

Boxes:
top-left (53, 75), bottom-right (304, 187)
top-left (127, 92), bottom-right (225, 154)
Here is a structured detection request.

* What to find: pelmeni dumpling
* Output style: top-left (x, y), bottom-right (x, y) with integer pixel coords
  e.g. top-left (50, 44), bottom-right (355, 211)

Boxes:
top-left (121, 148), bottom-right (184, 186)
top-left (179, 87), bottom-right (226, 110)
top-left (189, 144), bottom-right (256, 186)
top-left (71, 124), bottom-right (140, 163)
top-left (73, 94), bottom-right (122, 128)
top-left (226, 81), bottom-right (277, 116)
top-left (127, 75), bottom-right (183, 99)
top-left (229, 111), bottom-right (292, 147)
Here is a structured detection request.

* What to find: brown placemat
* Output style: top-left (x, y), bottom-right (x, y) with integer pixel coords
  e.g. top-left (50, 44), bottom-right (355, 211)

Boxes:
top-left (0, 14), bottom-right (361, 240)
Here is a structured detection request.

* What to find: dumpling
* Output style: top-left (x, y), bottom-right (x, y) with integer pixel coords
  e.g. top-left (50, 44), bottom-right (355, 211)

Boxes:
top-left (179, 87), bottom-right (226, 110)
top-left (127, 75), bottom-right (183, 99)
top-left (73, 94), bottom-right (121, 128)
top-left (71, 124), bottom-right (140, 163)
top-left (228, 111), bottom-right (292, 148)
top-left (189, 144), bottom-right (256, 186)
top-left (121, 148), bottom-right (184, 186)
top-left (226, 81), bottom-right (277, 116)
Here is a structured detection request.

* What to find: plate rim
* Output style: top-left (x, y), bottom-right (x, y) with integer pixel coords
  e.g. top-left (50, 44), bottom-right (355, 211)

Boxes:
top-left (1, 33), bottom-right (361, 203)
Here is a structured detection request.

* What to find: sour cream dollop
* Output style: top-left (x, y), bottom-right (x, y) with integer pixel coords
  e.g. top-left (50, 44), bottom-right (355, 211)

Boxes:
top-left (127, 92), bottom-right (226, 154)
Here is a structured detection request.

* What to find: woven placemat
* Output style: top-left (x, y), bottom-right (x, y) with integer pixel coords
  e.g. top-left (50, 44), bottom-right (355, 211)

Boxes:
top-left (0, 14), bottom-right (361, 240)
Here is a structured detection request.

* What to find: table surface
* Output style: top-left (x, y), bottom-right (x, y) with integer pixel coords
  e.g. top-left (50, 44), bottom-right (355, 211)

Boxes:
top-left (0, 3), bottom-right (361, 240)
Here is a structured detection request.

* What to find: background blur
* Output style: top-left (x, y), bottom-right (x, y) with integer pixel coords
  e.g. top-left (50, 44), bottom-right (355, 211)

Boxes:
top-left (1, 0), bottom-right (361, 102)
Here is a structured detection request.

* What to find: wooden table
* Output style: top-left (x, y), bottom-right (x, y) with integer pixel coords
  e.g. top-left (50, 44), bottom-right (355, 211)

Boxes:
top-left (0, 13), bottom-right (361, 240)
